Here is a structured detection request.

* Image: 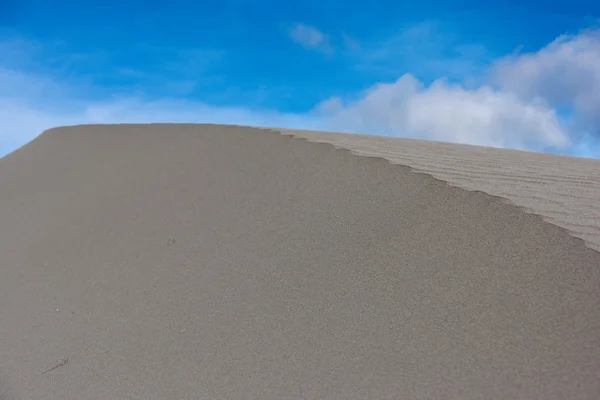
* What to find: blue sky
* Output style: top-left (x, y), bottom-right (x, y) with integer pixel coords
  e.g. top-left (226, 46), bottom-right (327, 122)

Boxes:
top-left (1, 0), bottom-right (600, 158)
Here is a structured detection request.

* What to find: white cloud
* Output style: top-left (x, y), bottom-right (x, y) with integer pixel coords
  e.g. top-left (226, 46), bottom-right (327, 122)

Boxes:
top-left (289, 24), bottom-right (331, 53)
top-left (493, 29), bottom-right (600, 129)
top-left (315, 74), bottom-right (569, 151)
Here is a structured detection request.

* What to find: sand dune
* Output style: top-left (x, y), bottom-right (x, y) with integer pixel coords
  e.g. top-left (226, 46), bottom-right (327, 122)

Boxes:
top-left (1, 124), bottom-right (600, 399)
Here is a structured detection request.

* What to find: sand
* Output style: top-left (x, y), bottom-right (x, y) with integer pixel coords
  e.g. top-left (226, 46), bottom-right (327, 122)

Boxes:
top-left (280, 128), bottom-right (600, 252)
top-left (1, 123), bottom-right (599, 399)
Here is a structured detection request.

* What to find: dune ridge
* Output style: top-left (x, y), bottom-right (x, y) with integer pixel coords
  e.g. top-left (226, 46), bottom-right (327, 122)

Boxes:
top-left (276, 128), bottom-right (600, 252)
top-left (1, 123), bottom-right (600, 399)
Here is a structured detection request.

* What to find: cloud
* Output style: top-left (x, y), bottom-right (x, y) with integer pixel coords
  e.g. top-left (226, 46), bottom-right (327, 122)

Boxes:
top-left (493, 29), bottom-right (600, 134)
top-left (352, 21), bottom-right (493, 82)
top-left (289, 24), bottom-right (331, 53)
top-left (341, 33), bottom-right (361, 52)
top-left (315, 74), bottom-right (569, 152)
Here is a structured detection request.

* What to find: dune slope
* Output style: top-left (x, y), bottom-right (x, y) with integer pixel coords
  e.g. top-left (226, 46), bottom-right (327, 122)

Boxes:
top-left (1, 124), bottom-right (600, 399)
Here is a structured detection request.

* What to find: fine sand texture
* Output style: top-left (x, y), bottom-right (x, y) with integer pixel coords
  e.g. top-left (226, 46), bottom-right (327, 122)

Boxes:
top-left (1, 123), bottom-right (600, 399)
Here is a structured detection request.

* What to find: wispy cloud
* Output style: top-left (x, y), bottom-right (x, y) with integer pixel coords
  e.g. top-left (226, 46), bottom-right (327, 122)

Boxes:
top-left (351, 21), bottom-right (493, 82)
top-left (341, 33), bottom-right (361, 52)
top-left (0, 34), bottom-right (227, 99)
top-left (289, 23), bottom-right (332, 54)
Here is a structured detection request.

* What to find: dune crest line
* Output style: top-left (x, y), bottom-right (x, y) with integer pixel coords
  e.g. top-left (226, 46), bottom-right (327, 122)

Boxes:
top-left (274, 127), bottom-right (600, 252)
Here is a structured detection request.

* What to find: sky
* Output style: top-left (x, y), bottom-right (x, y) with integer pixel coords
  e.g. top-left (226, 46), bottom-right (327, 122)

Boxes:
top-left (1, 0), bottom-right (600, 158)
